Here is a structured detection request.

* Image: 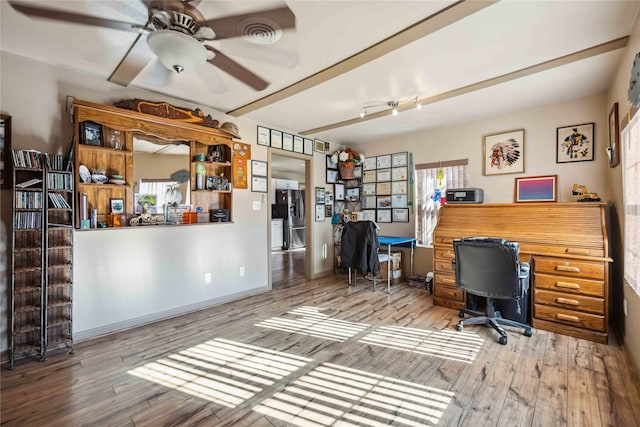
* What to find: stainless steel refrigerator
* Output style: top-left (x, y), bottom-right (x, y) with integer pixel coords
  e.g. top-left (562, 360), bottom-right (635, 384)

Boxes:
top-left (273, 189), bottom-right (306, 250)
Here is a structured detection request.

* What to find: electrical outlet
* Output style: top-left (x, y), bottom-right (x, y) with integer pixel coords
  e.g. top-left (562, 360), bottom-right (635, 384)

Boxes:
top-left (204, 272), bottom-right (212, 284)
top-left (239, 266), bottom-right (245, 277)
top-left (624, 298), bottom-right (628, 316)
top-left (253, 201), bottom-right (261, 210)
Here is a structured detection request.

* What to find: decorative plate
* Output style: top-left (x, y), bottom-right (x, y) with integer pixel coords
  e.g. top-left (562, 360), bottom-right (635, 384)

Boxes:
top-left (110, 179), bottom-right (126, 185)
top-left (79, 165), bottom-right (91, 183)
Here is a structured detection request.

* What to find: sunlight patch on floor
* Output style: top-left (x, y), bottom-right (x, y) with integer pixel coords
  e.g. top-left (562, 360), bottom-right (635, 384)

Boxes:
top-left (255, 306), bottom-right (370, 342)
top-left (358, 325), bottom-right (484, 363)
top-left (253, 362), bottom-right (454, 426)
top-left (128, 338), bottom-right (311, 408)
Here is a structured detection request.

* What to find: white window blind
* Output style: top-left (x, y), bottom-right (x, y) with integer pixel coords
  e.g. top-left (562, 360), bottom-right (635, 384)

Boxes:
top-left (415, 160), bottom-right (469, 246)
top-left (622, 113), bottom-right (640, 295)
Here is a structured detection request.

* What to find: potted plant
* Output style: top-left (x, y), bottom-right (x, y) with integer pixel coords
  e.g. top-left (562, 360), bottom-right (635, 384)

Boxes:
top-left (331, 147), bottom-right (365, 179)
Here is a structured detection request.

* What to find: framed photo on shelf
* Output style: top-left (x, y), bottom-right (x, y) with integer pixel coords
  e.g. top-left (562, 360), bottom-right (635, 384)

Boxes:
top-left (81, 121), bottom-right (103, 146)
top-left (257, 126), bottom-right (270, 146)
top-left (314, 139), bottom-right (326, 153)
top-left (270, 129), bottom-right (282, 149)
top-left (252, 176), bottom-right (268, 193)
top-left (293, 135), bottom-right (304, 153)
top-left (315, 186), bottom-right (325, 204)
top-left (346, 187), bottom-right (360, 201)
top-left (282, 133), bottom-right (294, 151)
top-left (326, 169), bottom-right (338, 184)
top-left (251, 160), bottom-right (267, 177)
top-left (392, 208), bottom-right (409, 222)
top-left (608, 103), bottom-right (620, 167)
top-left (304, 138), bottom-right (313, 155)
top-left (363, 157), bottom-right (377, 170)
top-left (514, 175), bottom-right (557, 203)
top-left (483, 129), bottom-right (524, 175)
top-left (556, 123), bottom-right (594, 163)
top-left (376, 154), bottom-right (392, 169)
top-left (335, 183), bottom-right (345, 201)
top-left (326, 154), bottom-right (338, 169)
top-left (110, 198), bottom-right (124, 214)
top-left (392, 152), bottom-right (408, 167)
top-left (377, 209), bottom-right (392, 223)
top-left (315, 204), bottom-right (325, 222)
top-left (353, 166), bottom-right (362, 179)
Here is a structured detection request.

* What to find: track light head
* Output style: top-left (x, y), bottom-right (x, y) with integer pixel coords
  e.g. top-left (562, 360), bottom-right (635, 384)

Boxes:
top-left (360, 109), bottom-right (366, 119)
top-left (389, 101), bottom-right (399, 116)
top-left (414, 98), bottom-right (422, 111)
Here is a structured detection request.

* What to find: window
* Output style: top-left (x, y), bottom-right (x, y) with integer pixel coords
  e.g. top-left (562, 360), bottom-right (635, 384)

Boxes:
top-left (415, 159), bottom-right (469, 246)
top-left (622, 113), bottom-right (640, 295)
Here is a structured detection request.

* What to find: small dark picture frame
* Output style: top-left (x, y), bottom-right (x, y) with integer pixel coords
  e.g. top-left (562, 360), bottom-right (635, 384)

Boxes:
top-left (81, 121), bottom-right (103, 146)
top-left (608, 103), bottom-right (620, 167)
top-left (110, 198), bottom-right (124, 214)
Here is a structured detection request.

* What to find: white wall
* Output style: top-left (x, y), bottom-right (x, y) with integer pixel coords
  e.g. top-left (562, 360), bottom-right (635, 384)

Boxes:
top-left (0, 52), bottom-right (327, 349)
top-left (607, 11), bottom-right (640, 376)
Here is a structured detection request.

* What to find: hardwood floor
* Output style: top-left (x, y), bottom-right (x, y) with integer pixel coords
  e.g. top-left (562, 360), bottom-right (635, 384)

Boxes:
top-left (272, 249), bottom-right (306, 289)
top-left (2, 274), bottom-right (640, 426)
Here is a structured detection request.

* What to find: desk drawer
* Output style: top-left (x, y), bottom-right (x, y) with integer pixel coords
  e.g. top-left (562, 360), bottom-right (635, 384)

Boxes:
top-left (534, 273), bottom-right (604, 297)
top-left (434, 248), bottom-right (455, 261)
top-left (434, 259), bottom-right (454, 273)
top-left (535, 257), bottom-right (604, 280)
top-left (534, 289), bottom-right (604, 315)
top-left (435, 272), bottom-right (456, 286)
top-left (524, 243), bottom-right (605, 258)
top-left (534, 304), bottom-right (605, 332)
top-left (434, 284), bottom-right (464, 301)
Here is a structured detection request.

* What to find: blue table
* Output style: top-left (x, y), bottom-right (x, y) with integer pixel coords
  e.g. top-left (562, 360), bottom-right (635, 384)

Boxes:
top-left (378, 236), bottom-right (417, 293)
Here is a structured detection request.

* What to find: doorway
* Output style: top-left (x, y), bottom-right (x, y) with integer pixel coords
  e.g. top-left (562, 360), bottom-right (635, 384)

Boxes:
top-left (270, 152), bottom-right (309, 289)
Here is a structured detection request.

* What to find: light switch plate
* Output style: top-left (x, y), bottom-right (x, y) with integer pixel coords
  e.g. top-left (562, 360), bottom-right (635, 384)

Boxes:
top-left (253, 201), bottom-right (261, 210)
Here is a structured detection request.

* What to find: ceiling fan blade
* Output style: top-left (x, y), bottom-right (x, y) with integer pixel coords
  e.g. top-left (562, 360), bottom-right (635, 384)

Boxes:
top-left (109, 33), bottom-right (155, 86)
top-left (202, 6), bottom-right (295, 40)
top-left (205, 46), bottom-right (268, 91)
top-left (9, 1), bottom-right (139, 32)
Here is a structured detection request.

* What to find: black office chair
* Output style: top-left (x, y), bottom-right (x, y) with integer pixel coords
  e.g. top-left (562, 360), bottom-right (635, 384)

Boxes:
top-left (452, 237), bottom-right (532, 345)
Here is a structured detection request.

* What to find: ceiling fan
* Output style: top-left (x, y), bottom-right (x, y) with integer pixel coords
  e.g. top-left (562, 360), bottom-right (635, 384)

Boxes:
top-left (8, 0), bottom-right (297, 91)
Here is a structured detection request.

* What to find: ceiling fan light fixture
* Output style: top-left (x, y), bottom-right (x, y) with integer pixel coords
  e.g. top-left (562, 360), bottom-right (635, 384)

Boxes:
top-left (147, 30), bottom-right (207, 74)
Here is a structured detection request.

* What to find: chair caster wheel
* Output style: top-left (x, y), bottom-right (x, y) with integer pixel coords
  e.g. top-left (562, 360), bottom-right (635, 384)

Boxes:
top-left (456, 323), bottom-right (464, 332)
top-left (524, 329), bottom-right (532, 337)
top-left (458, 311), bottom-right (465, 318)
top-left (498, 336), bottom-right (508, 345)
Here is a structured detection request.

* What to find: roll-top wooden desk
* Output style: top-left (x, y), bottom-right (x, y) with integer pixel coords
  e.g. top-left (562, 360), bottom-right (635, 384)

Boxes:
top-left (433, 203), bottom-right (612, 344)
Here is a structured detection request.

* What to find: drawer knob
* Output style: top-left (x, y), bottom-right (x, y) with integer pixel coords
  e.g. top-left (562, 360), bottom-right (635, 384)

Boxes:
top-left (565, 248), bottom-right (591, 255)
top-left (556, 297), bottom-right (579, 306)
top-left (556, 313), bottom-right (580, 322)
top-left (555, 281), bottom-right (580, 289)
top-left (555, 265), bottom-right (580, 273)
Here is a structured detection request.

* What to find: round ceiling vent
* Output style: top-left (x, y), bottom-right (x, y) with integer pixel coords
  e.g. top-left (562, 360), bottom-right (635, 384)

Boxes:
top-left (238, 17), bottom-right (282, 45)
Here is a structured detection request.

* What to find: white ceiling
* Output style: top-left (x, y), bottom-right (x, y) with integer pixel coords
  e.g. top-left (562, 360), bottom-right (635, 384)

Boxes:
top-left (1, 0), bottom-right (638, 147)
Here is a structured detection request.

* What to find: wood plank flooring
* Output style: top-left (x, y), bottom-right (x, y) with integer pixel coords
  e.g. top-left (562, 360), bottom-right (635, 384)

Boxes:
top-left (272, 249), bottom-right (306, 289)
top-left (2, 273), bottom-right (640, 426)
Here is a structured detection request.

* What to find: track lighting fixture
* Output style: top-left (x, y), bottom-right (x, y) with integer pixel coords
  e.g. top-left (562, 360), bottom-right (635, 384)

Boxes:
top-left (389, 101), bottom-right (399, 115)
top-left (414, 97), bottom-right (422, 111)
top-left (359, 96), bottom-right (423, 119)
